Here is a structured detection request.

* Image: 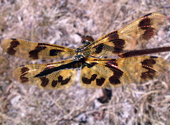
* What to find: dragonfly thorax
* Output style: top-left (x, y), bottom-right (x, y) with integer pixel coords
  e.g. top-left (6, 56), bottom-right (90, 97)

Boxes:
top-left (74, 47), bottom-right (84, 61)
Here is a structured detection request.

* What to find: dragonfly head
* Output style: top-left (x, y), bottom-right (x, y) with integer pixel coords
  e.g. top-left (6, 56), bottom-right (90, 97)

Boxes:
top-left (81, 36), bottom-right (94, 46)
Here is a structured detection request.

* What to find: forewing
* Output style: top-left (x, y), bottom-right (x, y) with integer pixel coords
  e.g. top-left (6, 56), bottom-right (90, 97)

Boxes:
top-left (84, 13), bottom-right (165, 58)
top-left (13, 60), bottom-right (77, 90)
top-left (1, 38), bottom-right (75, 60)
top-left (80, 56), bottom-right (170, 88)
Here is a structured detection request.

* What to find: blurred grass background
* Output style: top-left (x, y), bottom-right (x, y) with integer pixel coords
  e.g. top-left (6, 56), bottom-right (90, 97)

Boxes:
top-left (0, 0), bottom-right (170, 124)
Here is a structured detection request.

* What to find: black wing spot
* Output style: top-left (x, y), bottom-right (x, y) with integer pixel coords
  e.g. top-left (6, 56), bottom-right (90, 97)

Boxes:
top-left (105, 63), bottom-right (123, 85)
top-left (82, 74), bottom-right (97, 84)
top-left (93, 43), bottom-right (104, 54)
top-left (141, 58), bottom-right (156, 79)
top-left (139, 18), bottom-right (151, 30)
top-left (50, 49), bottom-right (64, 56)
top-left (96, 78), bottom-right (105, 86)
top-left (40, 77), bottom-right (49, 87)
top-left (108, 31), bottom-right (119, 40)
top-left (7, 39), bottom-right (20, 55)
top-left (29, 43), bottom-right (47, 59)
top-left (21, 67), bottom-right (29, 73)
top-left (20, 75), bottom-right (29, 83)
top-left (52, 80), bottom-right (58, 87)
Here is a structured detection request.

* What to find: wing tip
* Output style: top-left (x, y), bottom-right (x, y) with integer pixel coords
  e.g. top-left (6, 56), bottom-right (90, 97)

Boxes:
top-left (1, 39), bottom-right (11, 50)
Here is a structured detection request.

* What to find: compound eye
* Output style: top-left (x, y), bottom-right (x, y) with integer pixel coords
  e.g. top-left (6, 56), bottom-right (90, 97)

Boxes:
top-left (81, 36), bottom-right (94, 45)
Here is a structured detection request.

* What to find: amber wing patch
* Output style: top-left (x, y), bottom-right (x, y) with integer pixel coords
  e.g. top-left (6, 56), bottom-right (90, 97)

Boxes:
top-left (79, 56), bottom-right (170, 88)
top-left (84, 13), bottom-right (165, 58)
top-left (1, 38), bottom-right (75, 60)
top-left (13, 60), bottom-right (77, 89)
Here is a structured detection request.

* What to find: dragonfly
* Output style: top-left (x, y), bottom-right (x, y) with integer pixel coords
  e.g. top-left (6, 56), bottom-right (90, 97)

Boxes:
top-left (1, 13), bottom-right (170, 90)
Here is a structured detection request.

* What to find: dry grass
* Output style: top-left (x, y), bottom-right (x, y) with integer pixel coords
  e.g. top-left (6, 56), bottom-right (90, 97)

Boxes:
top-left (0, 0), bottom-right (170, 124)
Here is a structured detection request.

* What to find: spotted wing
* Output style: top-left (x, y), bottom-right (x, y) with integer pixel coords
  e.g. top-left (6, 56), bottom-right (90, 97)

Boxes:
top-left (83, 13), bottom-right (165, 58)
top-left (13, 59), bottom-right (78, 90)
top-left (1, 38), bottom-right (75, 60)
top-left (80, 56), bottom-right (170, 88)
